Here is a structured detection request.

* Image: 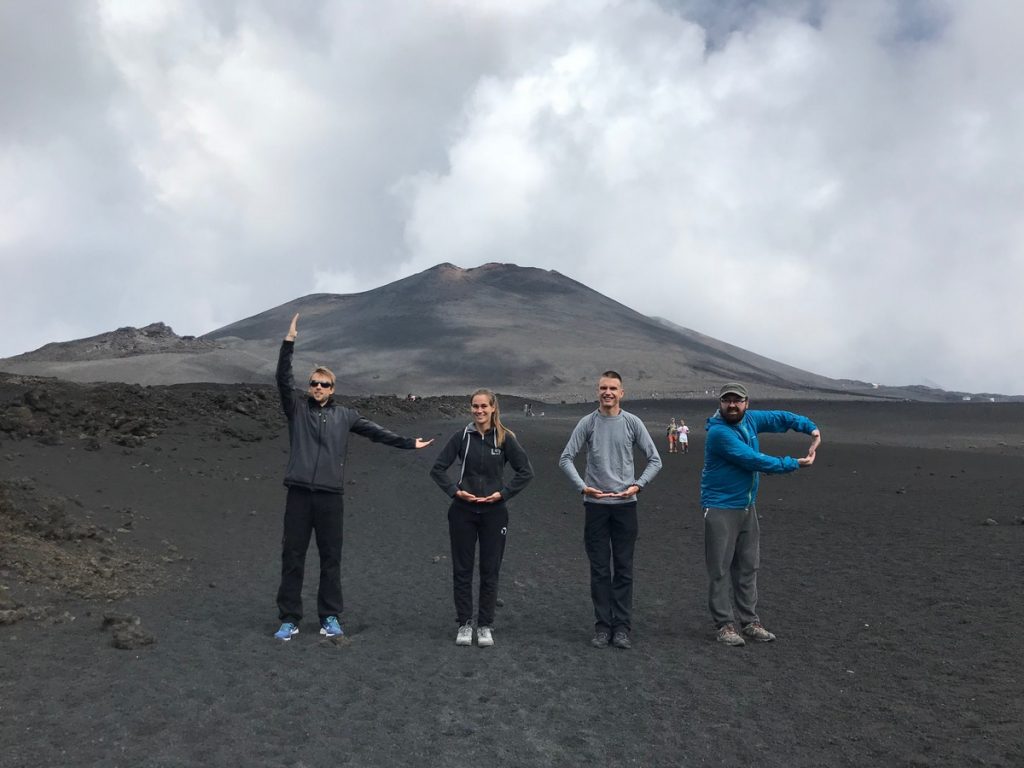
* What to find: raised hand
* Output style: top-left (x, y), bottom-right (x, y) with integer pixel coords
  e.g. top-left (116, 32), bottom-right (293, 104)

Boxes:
top-left (286, 313), bottom-right (299, 341)
top-left (414, 438), bottom-right (435, 449)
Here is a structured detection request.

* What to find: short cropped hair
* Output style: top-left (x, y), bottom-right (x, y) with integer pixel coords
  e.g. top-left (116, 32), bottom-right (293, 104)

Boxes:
top-left (309, 366), bottom-right (336, 386)
top-left (600, 370), bottom-right (622, 383)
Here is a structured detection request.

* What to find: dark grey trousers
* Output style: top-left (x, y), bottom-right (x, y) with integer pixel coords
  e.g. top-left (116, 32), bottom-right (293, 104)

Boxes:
top-left (704, 505), bottom-right (761, 628)
top-left (584, 501), bottom-right (638, 634)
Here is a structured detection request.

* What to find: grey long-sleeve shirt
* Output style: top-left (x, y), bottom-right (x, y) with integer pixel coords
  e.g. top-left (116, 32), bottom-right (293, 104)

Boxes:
top-left (558, 410), bottom-right (662, 505)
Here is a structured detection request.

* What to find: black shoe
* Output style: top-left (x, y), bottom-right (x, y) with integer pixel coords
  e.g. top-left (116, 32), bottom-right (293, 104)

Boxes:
top-left (590, 631), bottom-right (610, 648)
top-left (611, 631), bottom-right (632, 650)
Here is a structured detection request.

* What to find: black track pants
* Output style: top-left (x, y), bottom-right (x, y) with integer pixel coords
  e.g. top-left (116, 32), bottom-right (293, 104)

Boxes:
top-left (448, 503), bottom-right (508, 627)
top-left (276, 487), bottom-right (344, 623)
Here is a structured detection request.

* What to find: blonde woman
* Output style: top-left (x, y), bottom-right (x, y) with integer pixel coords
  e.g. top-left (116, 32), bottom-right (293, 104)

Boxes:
top-left (430, 390), bottom-right (534, 647)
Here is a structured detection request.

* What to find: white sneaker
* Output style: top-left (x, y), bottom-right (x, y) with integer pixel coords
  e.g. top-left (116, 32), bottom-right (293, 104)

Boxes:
top-left (477, 626), bottom-right (494, 647)
top-left (455, 622), bottom-right (473, 646)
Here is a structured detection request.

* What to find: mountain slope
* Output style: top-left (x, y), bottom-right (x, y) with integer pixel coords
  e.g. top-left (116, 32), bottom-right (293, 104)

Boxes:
top-left (0, 263), bottom-right (922, 399)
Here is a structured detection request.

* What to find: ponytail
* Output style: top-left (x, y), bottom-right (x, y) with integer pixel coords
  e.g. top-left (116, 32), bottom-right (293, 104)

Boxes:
top-left (471, 388), bottom-right (514, 446)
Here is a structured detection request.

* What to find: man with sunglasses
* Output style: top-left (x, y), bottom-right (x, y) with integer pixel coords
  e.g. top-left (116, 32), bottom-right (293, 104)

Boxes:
top-left (701, 382), bottom-right (820, 647)
top-left (273, 313), bottom-right (434, 641)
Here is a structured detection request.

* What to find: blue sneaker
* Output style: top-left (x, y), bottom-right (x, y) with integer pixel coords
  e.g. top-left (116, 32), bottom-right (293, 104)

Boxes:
top-left (274, 622), bottom-right (299, 641)
top-left (320, 615), bottom-right (343, 638)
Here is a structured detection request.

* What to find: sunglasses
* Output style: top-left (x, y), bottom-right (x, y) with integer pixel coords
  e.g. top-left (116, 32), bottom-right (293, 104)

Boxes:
top-left (309, 380), bottom-right (334, 389)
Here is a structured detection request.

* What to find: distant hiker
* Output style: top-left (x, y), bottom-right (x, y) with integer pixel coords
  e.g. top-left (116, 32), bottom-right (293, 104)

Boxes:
top-left (430, 390), bottom-right (533, 648)
top-left (559, 371), bottom-right (662, 650)
top-left (677, 419), bottom-right (690, 454)
top-left (666, 418), bottom-right (678, 453)
top-left (701, 383), bottom-right (820, 647)
top-left (272, 313), bottom-right (434, 642)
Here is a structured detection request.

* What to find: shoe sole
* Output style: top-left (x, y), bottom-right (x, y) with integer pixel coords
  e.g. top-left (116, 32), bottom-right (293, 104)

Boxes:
top-left (477, 640), bottom-right (494, 647)
top-left (275, 631), bottom-right (299, 641)
top-left (319, 629), bottom-right (344, 638)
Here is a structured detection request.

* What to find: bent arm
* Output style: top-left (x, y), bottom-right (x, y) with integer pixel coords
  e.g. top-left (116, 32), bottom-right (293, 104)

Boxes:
top-left (633, 420), bottom-right (663, 489)
top-left (429, 432), bottom-right (463, 498)
top-left (749, 410), bottom-right (818, 436)
top-left (708, 428), bottom-right (800, 474)
top-left (558, 421), bottom-right (589, 493)
top-left (499, 434), bottom-right (534, 501)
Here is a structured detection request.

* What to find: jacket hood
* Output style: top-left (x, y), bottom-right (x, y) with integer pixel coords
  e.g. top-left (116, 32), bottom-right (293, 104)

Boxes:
top-left (705, 410), bottom-right (725, 431)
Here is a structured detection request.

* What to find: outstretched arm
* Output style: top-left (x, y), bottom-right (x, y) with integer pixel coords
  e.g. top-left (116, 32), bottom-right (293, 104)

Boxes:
top-left (350, 416), bottom-right (433, 449)
top-left (276, 314), bottom-right (300, 416)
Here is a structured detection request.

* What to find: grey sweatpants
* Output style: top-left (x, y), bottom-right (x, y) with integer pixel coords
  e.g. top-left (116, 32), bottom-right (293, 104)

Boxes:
top-left (704, 505), bottom-right (761, 628)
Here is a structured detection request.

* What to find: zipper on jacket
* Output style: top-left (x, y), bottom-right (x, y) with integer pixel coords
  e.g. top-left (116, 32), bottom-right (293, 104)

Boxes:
top-left (740, 421), bottom-right (755, 506)
top-left (310, 405), bottom-right (326, 489)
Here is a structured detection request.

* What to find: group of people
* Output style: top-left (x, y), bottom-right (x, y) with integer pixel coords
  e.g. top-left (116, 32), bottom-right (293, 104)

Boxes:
top-left (666, 417), bottom-right (689, 453)
top-left (272, 315), bottom-right (821, 649)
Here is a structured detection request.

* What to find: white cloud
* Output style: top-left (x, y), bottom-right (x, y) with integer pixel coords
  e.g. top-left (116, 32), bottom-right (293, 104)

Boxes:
top-left (1, 0), bottom-right (1021, 393)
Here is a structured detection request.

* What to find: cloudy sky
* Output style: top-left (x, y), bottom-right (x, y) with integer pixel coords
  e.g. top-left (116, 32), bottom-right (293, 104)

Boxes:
top-left (2, 0), bottom-right (1022, 393)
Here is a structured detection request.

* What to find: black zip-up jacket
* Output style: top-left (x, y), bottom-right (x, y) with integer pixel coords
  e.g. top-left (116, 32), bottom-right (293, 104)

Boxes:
top-left (277, 340), bottom-right (416, 493)
top-left (430, 424), bottom-right (534, 512)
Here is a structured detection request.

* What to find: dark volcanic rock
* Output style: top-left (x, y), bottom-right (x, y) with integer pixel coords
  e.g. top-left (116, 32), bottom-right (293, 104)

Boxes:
top-left (0, 477), bottom-right (159, 610)
top-left (5, 263), bottom-right (985, 401)
top-left (103, 613), bottom-right (157, 650)
top-left (7, 322), bottom-right (218, 363)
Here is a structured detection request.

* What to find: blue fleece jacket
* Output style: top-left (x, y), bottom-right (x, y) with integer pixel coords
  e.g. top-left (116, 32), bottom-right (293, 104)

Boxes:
top-left (700, 409), bottom-right (818, 509)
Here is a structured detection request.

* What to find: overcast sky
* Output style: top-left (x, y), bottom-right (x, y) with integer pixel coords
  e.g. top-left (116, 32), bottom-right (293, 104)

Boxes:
top-left (2, 0), bottom-right (1022, 393)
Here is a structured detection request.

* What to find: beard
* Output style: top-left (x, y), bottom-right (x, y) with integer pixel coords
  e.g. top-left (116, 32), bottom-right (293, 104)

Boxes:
top-left (720, 407), bottom-right (744, 425)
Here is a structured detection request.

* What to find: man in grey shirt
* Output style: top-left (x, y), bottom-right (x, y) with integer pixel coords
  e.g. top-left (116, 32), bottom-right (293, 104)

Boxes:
top-left (559, 371), bottom-right (662, 649)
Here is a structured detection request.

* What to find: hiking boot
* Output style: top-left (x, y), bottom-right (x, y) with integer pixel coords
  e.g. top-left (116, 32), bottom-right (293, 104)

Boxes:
top-left (274, 622), bottom-right (299, 641)
top-left (742, 621), bottom-right (776, 642)
top-left (611, 631), bottom-right (632, 650)
top-left (477, 626), bottom-right (494, 647)
top-left (455, 622), bottom-right (473, 646)
top-left (716, 623), bottom-right (746, 646)
top-left (319, 615), bottom-right (344, 638)
top-left (590, 631), bottom-right (610, 648)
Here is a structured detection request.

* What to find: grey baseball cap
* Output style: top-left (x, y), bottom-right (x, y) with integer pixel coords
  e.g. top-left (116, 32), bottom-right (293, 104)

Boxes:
top-left (719, 382), bottom-right (748, 399)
